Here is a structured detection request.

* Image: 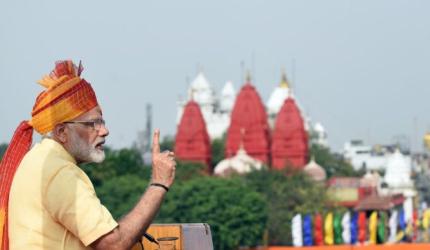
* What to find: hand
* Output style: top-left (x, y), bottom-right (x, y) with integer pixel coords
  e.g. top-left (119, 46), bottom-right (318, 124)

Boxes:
top-left (151, 129), bottom-right (176, 188)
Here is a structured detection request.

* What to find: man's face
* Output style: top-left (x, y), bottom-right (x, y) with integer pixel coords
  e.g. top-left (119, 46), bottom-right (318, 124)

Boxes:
top-left (65, 106), bottom-right (109, 164)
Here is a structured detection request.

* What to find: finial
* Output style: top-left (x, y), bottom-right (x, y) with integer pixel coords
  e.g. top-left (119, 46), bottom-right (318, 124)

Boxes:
top-left (189, 88), bottom-right (196, 101)
top-left (245, 70), bottom-right (252, 83)
top-left (280, 68), bottom-right (289, 88)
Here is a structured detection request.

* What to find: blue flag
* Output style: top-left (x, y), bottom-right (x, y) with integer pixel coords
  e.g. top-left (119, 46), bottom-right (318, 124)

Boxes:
top-left (303, 214), bottom-right (313, 246)
top-left (399, 209), bottom-right (406, 230)
top-left (350, 212), bottom-right (358, 244)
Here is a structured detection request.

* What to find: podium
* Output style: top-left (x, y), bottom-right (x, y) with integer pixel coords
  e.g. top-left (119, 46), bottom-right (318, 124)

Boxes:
top-left (139, 223), bottom-right (214, 250)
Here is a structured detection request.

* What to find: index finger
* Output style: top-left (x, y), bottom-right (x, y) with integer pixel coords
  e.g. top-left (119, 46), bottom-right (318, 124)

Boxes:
top-left (152, 129), bottom-right (160, 154)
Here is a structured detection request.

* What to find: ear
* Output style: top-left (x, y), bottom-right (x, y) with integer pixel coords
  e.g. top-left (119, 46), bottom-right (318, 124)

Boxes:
top-left (52, 123), bottom-right (68, 143)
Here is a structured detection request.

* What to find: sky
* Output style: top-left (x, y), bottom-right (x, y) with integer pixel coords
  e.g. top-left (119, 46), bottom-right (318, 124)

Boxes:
top-left (1, 0), bottom-right (429, 152)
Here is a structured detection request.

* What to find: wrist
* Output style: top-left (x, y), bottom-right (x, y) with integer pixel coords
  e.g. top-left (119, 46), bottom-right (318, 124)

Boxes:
top-left (150, 182), bottom-right (169, 192)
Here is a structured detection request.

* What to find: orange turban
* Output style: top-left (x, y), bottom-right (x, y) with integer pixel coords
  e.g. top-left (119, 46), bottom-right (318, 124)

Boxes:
top-left (0, 60), bottom-right (99, 250)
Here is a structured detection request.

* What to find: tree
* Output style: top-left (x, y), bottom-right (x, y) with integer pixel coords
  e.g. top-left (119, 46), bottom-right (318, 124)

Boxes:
top-left (97, 174), bottom-right (149, 219)
top-left (211, 137), bottom-right (225, 167)
top-left (156, 177), bottom-right (268, 250)
top-left (310, 143), bottom-right (360, 178)
top-left (81, 147), bottom-right (149, 187)
top-left (160, 135), bottom-right (174, 152)
top-left (244, 169), bottom-right (328, 245)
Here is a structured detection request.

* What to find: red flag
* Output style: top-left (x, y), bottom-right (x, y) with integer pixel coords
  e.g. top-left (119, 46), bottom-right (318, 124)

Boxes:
top-left (314, 213), bottom-right (324, 246)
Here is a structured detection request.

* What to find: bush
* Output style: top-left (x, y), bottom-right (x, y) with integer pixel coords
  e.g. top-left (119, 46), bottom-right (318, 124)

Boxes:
top-left (156, 177), bottom-right (268, 250)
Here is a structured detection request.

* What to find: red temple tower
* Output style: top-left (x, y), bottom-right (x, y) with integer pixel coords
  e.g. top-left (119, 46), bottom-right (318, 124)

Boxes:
top-left (271, 98), bottom-right (308, 169)
top-left (175, 100), bottom-right (212, 169)
top-left (225, 78), bottom-right (270, 163)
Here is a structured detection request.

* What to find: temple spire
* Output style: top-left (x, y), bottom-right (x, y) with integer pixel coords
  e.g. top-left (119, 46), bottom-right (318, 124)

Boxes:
top-left (280, 69), bottom-right (289, 88)
top-left (245, 70), bottom-right (252, 83)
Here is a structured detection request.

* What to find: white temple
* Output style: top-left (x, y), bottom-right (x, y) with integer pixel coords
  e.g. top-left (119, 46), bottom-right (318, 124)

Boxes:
top-left (177, 72), bottom-right (235, 139)
top-left (384, 149), bottom-right (413, 189)
top-left (265, 72), bottom-right (327, 146)
top-left (303, 158), bottom-right (327, 182)
top-left (267, 72), bottom-right (290, 127)
top-left (214, 145), bottom-right (263, 176)
top-left (382, 149), bottom-right (416, 222)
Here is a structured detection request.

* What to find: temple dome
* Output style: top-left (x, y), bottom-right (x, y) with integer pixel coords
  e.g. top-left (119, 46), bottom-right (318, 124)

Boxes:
top-left (188, 72), bottom-right (215, 107)
top-left (214, 147), bottom-right (263, 177)
top-left (384, 149), bottom-right (412, 188)
top-left (267, 73), bottom-right (290, 116)
top-left (271, 97), bottom-right (309, 169)
top-left (303, 158), bottom-right (326, 182)
top-left (174, 100), bottom-right (212, 169)
top-left (226, 80), bottom-right (270, 163)
top-left (220, 81), bottom-right (236, 113)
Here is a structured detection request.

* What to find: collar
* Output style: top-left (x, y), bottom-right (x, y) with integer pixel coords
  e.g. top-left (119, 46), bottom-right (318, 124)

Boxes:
top-left (40, 138), bottom-right (77, 165)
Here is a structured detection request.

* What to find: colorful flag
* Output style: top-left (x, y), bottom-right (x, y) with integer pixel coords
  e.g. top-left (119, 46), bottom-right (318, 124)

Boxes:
top-left (342, 212), bottom-right (351, 244)
top-left (399, 209), bottom-right (406, 230)
top-left (314, 213), bottom-right (324, 246)
top-left (377, 212), bottom-right (386, 244)
top-left (412, 210), bottom-right (418, 242)
top-left (303, 214), bottom-right (313, 246)
top-left (324, 212), bottom-right (334, 245)
top-left (397, 209), bottom-right (407, 242)
top-left (369, 211), bottom-right (378, 244)
top-left (388, 210), bottom-right (398, 243)
top-left (358, 211), bottom-right (367, 243)
top-left (292, 214), bottom-right (303, 247)
top-left (334, 213), bottom-right (343, 244)
top-left (350, 212), bottom-right (358, 244)
top-left (423, 209), bottom-right (430, 230)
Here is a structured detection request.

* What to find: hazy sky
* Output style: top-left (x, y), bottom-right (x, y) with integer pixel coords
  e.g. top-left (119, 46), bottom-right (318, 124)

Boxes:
top-left (1, 0), bottom-right (429, 152)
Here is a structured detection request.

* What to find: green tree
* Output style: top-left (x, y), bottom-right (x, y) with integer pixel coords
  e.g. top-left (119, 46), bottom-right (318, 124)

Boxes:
top-left (310, 143), bottom-right (360, 178)
top-left (244, 169), bottom-right (327, 245)
top-left (156, 177), bottom-right (268, 250)
top-left (175, 161), bottom-right (207, 182)
top-left (211, 137), bottom-right (225, 167)
top-left (97, 174), bottom-right (149, 219)
top-left (160, 135), bottom-right (174, 152)
top-left (81, 147), bottom-right (149, 187)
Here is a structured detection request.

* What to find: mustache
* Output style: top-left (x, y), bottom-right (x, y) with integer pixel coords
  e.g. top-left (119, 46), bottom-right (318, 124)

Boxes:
top-left (94, 139), bottom-right (106, 147)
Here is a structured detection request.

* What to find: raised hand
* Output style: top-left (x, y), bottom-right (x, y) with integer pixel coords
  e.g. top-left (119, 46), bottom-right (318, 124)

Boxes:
top-left (151, 129), bottom-right (176, 188)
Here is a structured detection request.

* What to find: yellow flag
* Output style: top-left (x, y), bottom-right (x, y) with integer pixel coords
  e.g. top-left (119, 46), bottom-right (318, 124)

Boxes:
top-left (423, 209), bottom-right (430, 229)
top-left (369, 211), bottom-right (378, 244)
top-left (324, 212), bottom-right (334, 245)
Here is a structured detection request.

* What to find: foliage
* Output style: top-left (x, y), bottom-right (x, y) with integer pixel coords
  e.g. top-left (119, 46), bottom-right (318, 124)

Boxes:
top-left (0, 143), bottom-right (8, 162)
top-left (244, 169), bottom-right (327, 246)
top-left (78, 140), bottom-right (349, 248)
top-left (211, 137), bottom-right (225, 167)
top-left (156, 177), bottom-right (268, 250)
top-left (81, 147), bottom-right (150, 187)
top-left (175, 160), bottom-right (207, 182)
top-left (97, 174), bottom-right (149, 219)
top-left (160, 135), bottom-right (174, 152)
top-left (310, 143), bottom-right (360, 178)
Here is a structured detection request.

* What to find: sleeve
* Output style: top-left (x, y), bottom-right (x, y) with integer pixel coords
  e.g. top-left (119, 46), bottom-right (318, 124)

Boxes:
top-left (44, 165), bottom-right (118, 246)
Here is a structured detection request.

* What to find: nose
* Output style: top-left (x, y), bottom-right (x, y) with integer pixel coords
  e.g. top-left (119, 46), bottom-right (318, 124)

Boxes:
top-left (98, 123), bottom-right (109, 137)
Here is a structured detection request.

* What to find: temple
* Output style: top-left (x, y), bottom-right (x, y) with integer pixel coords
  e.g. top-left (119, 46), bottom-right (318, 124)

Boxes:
top-left (176, 72), bottom-right (234, 140)
top-left (174, 99), bottom-right (212, 169)
top-left (271, 97), bottom-right (309, 169)
top-left (225, 75), bottom-right (271, 163)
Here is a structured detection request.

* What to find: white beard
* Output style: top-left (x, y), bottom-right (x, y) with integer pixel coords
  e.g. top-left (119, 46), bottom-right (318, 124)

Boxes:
top-left (68, 129), bottom-right (105, 163)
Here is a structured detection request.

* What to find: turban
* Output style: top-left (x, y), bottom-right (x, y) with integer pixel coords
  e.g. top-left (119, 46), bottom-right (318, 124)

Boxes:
top-left (0, 60), bottom-right (99, 250)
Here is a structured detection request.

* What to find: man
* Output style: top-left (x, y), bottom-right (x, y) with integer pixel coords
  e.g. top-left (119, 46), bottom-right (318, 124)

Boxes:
top-left (0, 60), bottom-right (176, 249)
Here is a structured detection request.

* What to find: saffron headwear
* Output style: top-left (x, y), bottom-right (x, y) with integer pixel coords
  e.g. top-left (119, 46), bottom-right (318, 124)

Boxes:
top-left (0, 60), bottom-right (99, 250)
